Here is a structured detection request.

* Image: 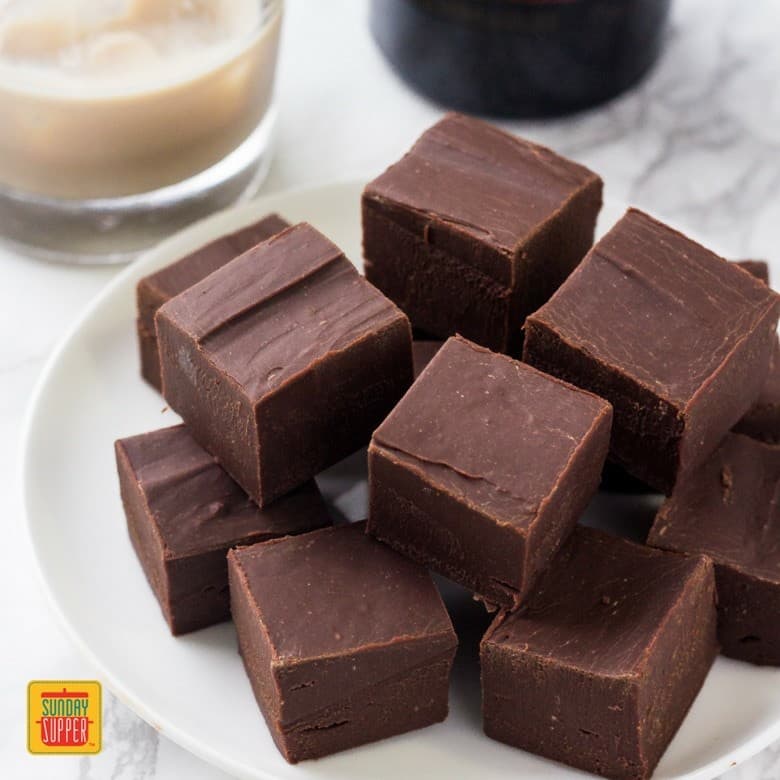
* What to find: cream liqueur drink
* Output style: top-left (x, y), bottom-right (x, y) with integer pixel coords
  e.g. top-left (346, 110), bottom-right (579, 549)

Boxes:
top-left (0, 0), bottom-right (282, 199)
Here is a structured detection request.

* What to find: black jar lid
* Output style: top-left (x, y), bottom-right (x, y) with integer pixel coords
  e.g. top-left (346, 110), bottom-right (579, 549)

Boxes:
top-left (370, 0), bottom-right (672, 118)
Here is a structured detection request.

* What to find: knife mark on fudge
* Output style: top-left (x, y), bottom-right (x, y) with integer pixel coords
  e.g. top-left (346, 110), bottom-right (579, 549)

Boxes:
top-left (137, 213), bottom-right (290, 390)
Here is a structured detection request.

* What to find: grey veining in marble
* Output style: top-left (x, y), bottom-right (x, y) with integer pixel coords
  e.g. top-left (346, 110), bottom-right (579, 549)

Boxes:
top-left (77, 696), bottom-right (159, 780)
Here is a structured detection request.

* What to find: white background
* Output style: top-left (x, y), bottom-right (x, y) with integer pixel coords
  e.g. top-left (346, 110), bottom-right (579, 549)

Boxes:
top-left (3, 1), bottom-right (780, 778)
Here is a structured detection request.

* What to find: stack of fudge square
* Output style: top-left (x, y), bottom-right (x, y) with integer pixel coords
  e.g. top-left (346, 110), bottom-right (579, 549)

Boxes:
top-left (116, 113), bottom-right (780, 779)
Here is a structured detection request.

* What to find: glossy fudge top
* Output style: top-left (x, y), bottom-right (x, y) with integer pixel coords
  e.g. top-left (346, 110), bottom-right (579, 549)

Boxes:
top-left (364, 112), bottom-right (601, 256)
top-left (140, 213), bottom-right (289, 305)
top-left (485, 526), bottom-right (713, 676)
top-left (529, 209), bottom-right (780, 407)
top-left (115, 425), bottom-right (328, 558)
top-left (373, 336), bottom-right (612, 528)
top-left (158, 222), bottom-right (407, 403)
top-left (229, 522), bottom-right (454, 662)
top-left (649, 434), bottom-right (780, 584)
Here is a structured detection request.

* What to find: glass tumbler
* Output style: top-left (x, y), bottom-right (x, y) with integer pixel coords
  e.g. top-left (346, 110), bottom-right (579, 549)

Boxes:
top-left (0, 0), bottom-right (283, 263)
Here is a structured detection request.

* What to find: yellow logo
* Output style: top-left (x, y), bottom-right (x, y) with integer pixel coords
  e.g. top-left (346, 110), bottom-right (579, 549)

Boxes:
top-left (27, 681), bottom-right (101, 754)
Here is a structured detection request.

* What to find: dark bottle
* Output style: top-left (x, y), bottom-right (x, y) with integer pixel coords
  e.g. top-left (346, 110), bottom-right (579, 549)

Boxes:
top-left (370, 0), bottom-right (671, 118)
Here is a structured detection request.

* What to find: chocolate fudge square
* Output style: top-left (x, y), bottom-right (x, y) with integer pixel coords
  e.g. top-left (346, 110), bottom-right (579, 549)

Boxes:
top-left (734, 259), bottom-right (770, 284)
top-left (227, 522), bottom-right (457, 763)
top-left (481, 526), bottom-right (717, 780)
top-left (648, 433), bottom-right (780, 665)
top-left (732, 259), bottom-right (780, 444)
top-left (602, 260), bottom-right (775, 487)
top-left (363, 113), bottom-right (602, 354)
top-left (368, 335), bottom-right (612, 609)
top-left (412, 339), bottom-right (444, 379)
top-left (137, 213), bottom-right (289, 391)
top-left (524, 208), bottom-right (780, 494)
top-left (734, 339), bottom-right (780, 443)
top-left (157, 222), bottom-right (413, 506)
top-left (115, 425), bottom-right (329, 635)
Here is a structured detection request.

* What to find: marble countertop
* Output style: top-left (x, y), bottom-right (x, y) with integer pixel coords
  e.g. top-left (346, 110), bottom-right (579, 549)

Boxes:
top-left (3, 0), bottom-right (779, 777)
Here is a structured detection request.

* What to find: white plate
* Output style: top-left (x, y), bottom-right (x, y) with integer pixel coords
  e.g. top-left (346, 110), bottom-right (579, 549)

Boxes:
top-left (23, 179), bottom-right (780, 780)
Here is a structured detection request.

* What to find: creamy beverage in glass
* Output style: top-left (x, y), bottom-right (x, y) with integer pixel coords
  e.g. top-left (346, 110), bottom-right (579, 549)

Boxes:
top-left (0, 0), bottom-right (283, 262)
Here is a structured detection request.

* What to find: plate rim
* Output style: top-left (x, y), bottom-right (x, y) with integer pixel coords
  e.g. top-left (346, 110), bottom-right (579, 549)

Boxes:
top-left (20, 177), bottom-right (780, 780)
